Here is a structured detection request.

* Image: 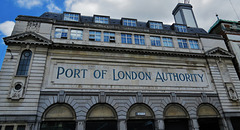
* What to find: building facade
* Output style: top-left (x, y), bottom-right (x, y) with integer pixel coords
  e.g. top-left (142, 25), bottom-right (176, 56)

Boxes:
top-left (1, 3), bottom-right (240, 130)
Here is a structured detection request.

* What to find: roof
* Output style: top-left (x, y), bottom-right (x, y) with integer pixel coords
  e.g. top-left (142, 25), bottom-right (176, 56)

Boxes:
top-left (208, 19), bottom-right (240, 33)
top-left (39, 12), bottom-right (208, 35)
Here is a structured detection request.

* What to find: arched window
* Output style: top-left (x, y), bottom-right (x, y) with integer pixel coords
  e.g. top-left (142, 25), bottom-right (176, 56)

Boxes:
top-left (127, 104), bottom-right (155, 130)
top-left (86, 104), bottom-right (117, 130)
top-left (197, 104), bottom-right (221, 130)
top-left (164, 104), bottom-right (189, 130)
top-left (40, 104), bottom-right (76, 130)
top-left (16, 50), bottom-right (32, 76)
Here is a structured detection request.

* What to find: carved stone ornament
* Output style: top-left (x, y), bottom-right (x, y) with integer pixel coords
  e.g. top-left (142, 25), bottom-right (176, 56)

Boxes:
top-left (225, 82), bottom-right (239, 101)
top-left (26, 21), bottom-right (40, 32)
top-left (9, 82), bottom-right (25, 100)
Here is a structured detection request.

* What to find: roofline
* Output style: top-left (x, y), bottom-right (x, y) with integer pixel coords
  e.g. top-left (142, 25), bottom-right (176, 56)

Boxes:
top-left (208, 19), bottom-right (240, 33)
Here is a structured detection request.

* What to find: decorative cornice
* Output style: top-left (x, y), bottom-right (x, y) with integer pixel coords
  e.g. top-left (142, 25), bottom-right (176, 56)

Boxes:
top-left (205, 47), bottom-right (234, 58)
top-left (4, 32), bottom-right (52, 45)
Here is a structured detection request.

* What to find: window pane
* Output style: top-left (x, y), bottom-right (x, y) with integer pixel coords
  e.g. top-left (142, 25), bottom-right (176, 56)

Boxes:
top-left (17, 125), bottom-right (26, 130)
top-left (16, 50), bottom-right (32, 76)
top-left (134, 35), bottom-right (145, 45)
top-left (175, 25), bottom-right (187, 33)
top-left (121, 34), bottom-right (132, 44)
top-left (163, 37), bottom-right (173, 47)
top-left (178, 39), bottom-right (188, 48)
top-left (64, 13), bottom-right (79, 22)
top-left (123, 19), bottom-right (137, 27)
top-left (104, 32), bottom-right (115, 42)
top-left (95, 16), bottom-right (109, 24)
top-left (151, 36), bottom-right (161, 46)
top-left (189, 40), bottom-right (199, 49)
top-left (5, 126), bottom-right (14, 130)
top-left (149, 22), bottom-right (163, 29)
top-left (70, 29), bottom-right (83, 40)
top-left (55, 28), bottom-right (68, 39)
top-left (89, 31), bottom-right (101, 42)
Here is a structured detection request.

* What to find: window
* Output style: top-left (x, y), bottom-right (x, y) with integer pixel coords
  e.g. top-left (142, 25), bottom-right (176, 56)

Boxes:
top-left (123, 19), bottom-right (137, 27)
top-left (89, 31), bottom-right (101, 41)
top-left (55, 28), bottom-right (68, 39)
top-left (149, 22), bottom-right (163, 29)
top-left (16, 50), bottom-right (32, 76)
top-left (104, 32), bottom-right (115, 42)
top-left (162, 37), bottom-right (173, 47)
top-left (178, 39), bottom-right (188, 48)
top-left (5, 126), bottom-right (14, 130)
top-left (64, 13), bottom-right (79, 22)
top-left (175, 25), bottom-right (187, 33)
top-left (17, 125), bottom-right (26, 130)
top-left (95, 16), bottom-right (109, 24)
top-left (70, 29), bottom-right (83, 40)
top-left (150, 36), bottom-right (161, 46)
top-left (121, 34), bottom-right (132, 44)
top-left (189, 40), bottom-right (199, 49)
top-left (134, 35), bottom-right (145, 45)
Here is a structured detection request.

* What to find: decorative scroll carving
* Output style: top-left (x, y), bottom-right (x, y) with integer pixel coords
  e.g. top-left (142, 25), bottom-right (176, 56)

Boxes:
top-left (26, 22), bottom-right (40, 32)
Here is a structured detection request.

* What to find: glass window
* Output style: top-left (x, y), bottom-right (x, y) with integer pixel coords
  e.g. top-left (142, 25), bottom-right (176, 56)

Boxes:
top-left (89, 31), bottom-right (101, 42)
top-left (64, 13), bottom-right (79, 22)
top-left (70, 29), bottom-right (83, 40)
top-left (17, 125), bottom-right (26, 130)
top-left (149, 22), bottom-right (163, 29)
top-left (5, 126), bottom-right (14, 130)
top-left (150, 36), bottom-right (161, 46)
top-left (178, 39), bottom-right (188, 48)
top-left (121, 34), bottom-right (132, 44)
top-left (175, 25), bottom-right (187, 33)
top-left (162, 37), bottom-right (173, 47)
top-left (55, 28), bottom-right (68, 39)
top-left (16, 50), bottom-right (32, 76)
top-left (104, 32), bottom-right (115, 42)
top-left (134, 35), bottom-right (145, 45)
top-left (189, 40), bottom-right (199, 49)
top-left (95, 16), bottom-right (109, 24)
top-left (123, 19), bottom-right (137, 27)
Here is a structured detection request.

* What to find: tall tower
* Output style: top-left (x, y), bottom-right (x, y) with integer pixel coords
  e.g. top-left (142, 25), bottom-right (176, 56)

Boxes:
top-left (172, 3), bottom-right (198, 28)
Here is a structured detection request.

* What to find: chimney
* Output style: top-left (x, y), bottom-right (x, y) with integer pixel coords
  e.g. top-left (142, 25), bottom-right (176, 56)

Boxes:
top-left (172, 3), bottom-right (198, 28)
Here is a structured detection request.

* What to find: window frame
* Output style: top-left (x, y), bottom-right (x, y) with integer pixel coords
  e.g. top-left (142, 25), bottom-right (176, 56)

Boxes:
top-left (104, 32), bottom-right (115, 43)
top-left (189, 39), bottom-right (200, 49)
top-left (54, 28), bottom-right (68, 39)
top-left (178, 38), bottom-right (188, 49)
top-left (122, 18), bottom-right (137, 27)
top-left (63, 12), bottom-right (80, 22)
top-left (174, 24), bottom-right (188, 33)
top-left (89, 30), bottom-right (101, 42)
top-left (134, 34), bottom-right (145, 45)
top-left (94, 15), bottom-right (110, 24)
top-left (150, 36), bottom-right (161, 46)
top-left (121, 33), bottom-right (132, 44)
top-left (148, 21), bottom-right (163, 29)
top-left (16, 50), bottom-right (33, 76)
top-left (162, 37), bottom-right (174, 47)
top-left (70, 29), bottom-right (83, 40)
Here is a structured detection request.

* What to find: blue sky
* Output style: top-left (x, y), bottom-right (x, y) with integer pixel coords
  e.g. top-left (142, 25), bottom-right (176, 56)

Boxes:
top-left (0, 0), bottom-right (240, 45)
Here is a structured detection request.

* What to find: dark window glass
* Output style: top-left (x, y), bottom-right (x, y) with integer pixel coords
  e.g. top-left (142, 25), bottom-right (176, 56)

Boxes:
top-left (198, 118), bottom-right (220, 130)
top-left (165, 119), bottom-right (189, 130)
top-left (127, 120), bottom-right (155, 130)
top-left (17, 125), bottom-right (26, 130)
top-left (16, 50), bottom-right (32, 76)
top-left (5, 126), bottom-right (14, 130)
top-left (231, 117), bottom-right (240, 130)
top-left (40, 121), bottom-right (75, 130)
top-left (86, 120), bottom-right (117, 130)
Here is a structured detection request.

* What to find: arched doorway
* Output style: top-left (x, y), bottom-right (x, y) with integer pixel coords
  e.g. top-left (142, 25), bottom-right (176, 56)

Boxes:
top-left (197, 104), bottom-right (221, 130)
top-left (127, 104), bottom-right (155, 130)
top-left (40, 104), bottom-right (76, 130)
top-left (86, 104), bottom-right (117, 130)
top-left (164, 104), bottom-right (189, 130)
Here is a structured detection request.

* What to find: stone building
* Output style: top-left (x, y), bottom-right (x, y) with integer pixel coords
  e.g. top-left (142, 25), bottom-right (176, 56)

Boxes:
top-left (1, 3), bottom-right (240, 130)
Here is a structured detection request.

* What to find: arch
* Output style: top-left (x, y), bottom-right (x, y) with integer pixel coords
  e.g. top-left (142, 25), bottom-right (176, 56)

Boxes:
top-left (86, 103), bottom-right (117, 120)
top-left (197, 104), bottom-right (220, 118)
top-left (16, 50), bottom-right (32, 76)
top-left (42, 104), bottom-right (76, 121)
top-left (127, 103), bottom-right (155, 120)
top-left (164, 104), bottom-right (189, 119)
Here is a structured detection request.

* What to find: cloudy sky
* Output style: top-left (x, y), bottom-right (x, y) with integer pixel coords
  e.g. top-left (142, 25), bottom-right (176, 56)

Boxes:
top-left (0, 0), bottom-right (239, 44)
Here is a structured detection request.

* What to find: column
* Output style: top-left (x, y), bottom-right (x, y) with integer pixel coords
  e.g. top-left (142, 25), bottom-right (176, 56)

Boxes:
top-left (76, 121), bottom-right (85, 130)
top-left (190, 118), bottom-right (199, 130)
top-left (118, 120), bottom-right (127, 130)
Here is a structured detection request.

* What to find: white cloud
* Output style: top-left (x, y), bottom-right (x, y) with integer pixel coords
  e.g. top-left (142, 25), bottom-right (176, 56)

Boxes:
top-left (63, 0), bottom-right (240, 31)
top-left (16, 0), bottom-right (43, 9)
top-left (47, 1), bottom-right (62, 12)
top-left (0, 21), bottom-right (15, 36)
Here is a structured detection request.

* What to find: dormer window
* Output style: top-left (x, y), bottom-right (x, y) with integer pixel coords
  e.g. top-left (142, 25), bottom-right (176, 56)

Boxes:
top-left (122, 19), bottom-right (137, 27)
top-left (94, 15), bottom-right (109, 24)
top-left (63, 12), bottom-right (80, 22)
top-left (174, 24), bottom-right (188, 33)
top-left (149, 21), bottom-right (163, 29)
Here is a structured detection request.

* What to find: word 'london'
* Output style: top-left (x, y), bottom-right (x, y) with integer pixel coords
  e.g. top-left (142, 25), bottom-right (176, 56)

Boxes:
top-left (56, 67), bottom-right (204, 83)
